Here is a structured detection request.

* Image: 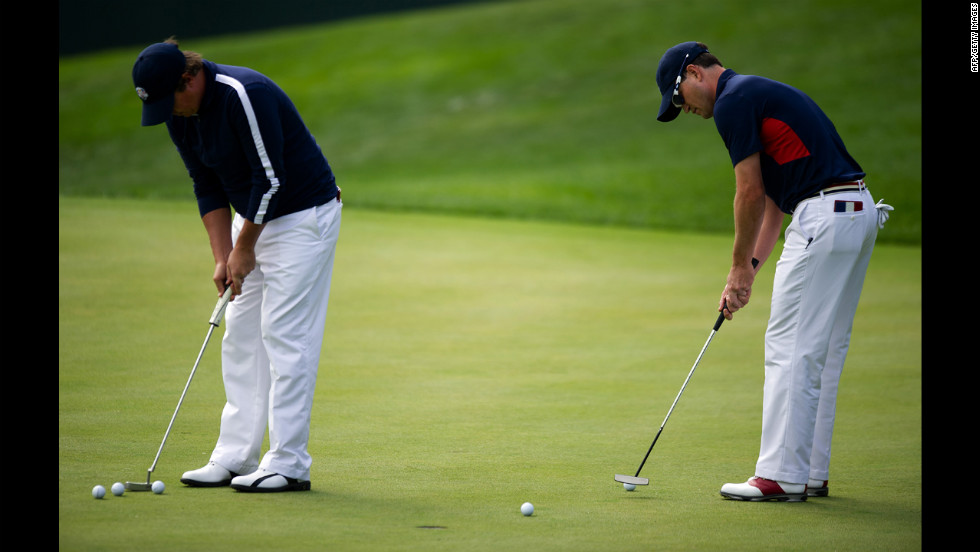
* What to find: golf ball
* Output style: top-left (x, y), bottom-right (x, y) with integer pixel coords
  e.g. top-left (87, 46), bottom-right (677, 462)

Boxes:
top-left (624, 483), bottom-right (636, 491)
top-left (111, 482), bottom-right (125, 496)
top-left (92, 485), bottom-right (106, 499)
top-left (152, 480), bottom-right (165, 494)
top-left (521, 502), bottom-right (534, 516)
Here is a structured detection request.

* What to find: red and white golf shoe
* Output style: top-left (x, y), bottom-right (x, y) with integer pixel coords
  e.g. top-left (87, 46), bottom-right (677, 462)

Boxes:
top-left (719, 476), bottom-right (807, 502)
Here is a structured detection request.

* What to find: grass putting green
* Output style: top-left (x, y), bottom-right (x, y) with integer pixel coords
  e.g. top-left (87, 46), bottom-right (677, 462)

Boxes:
top-left (60, 197), bottom-right (921, 551)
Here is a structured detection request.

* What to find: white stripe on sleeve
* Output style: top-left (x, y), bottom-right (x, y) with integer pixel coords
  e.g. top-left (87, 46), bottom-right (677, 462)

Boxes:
top-left (216, 74), bottom-right (280, 224)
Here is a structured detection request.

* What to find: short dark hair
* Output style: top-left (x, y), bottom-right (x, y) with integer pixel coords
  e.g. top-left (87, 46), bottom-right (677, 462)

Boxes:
top-left (690, 42), bottom-right (722, 68)
top-left (163, 36), bottom-right (204, 91)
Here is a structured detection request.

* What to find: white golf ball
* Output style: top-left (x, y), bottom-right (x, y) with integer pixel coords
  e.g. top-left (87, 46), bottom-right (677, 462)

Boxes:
top-left (152, 480), bottom-right (165, 494)
top-left (623, 483), bottom-right (636, 491)
top-left (521, 502), bottom-right (534, 516)
top-left (92, 485), bottom-right (106, 499)
top-left (111, 482), bottom-right (125, 496)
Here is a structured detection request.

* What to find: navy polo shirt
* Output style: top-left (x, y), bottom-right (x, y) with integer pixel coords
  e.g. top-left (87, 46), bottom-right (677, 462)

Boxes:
top-left (712, 69), bottom-right (865, 214)
top-left (167, 60), bottom-right (337, 224)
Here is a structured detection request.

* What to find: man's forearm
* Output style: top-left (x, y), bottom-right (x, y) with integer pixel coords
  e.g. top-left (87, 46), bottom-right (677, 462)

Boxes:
top-left (233, 218), bottom-right (265, 254)
top-left (731, 153), bottom-right (766, 269)
top-left (201, 207), bottom-right (234, 264)
top-left (751, 196), bottom-right (786, 270)
top-left (226, 217), bottom-right (265, 296)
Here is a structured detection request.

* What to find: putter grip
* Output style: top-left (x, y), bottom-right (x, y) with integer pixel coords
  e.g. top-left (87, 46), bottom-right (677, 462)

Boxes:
top-left (714, 257), bottom-right (760, 331)
top-left (209, 286), bottom-right (234, 326)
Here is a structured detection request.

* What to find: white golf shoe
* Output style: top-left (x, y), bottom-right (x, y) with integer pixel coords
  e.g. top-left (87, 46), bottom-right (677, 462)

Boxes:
top-left (230, 468), bottom-right (311, 493)
top-left (720, 476), bottom-right (807, 502)
top-left (180, 461), bottom-right (238, 487)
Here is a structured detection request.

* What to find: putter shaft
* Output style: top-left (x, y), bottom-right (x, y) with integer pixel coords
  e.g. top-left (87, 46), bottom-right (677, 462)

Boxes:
top-left (146, 323), bottom-right (218, 477)
top-left (617, 258), bottom-right (758, 484)
top-left (129, 288), bottom-right (233, 490)
top-left (629, 325), bottom-right (719, 478)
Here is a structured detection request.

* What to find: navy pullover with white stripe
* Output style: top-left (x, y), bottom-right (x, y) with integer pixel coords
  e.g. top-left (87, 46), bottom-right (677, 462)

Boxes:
top-left (167, 60), bottom-right (337, 224)
top-left (712, 69), bottom-right (865, 214)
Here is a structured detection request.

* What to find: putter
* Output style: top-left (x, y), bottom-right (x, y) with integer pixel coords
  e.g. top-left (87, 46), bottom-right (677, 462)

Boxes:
top-left (616, 258), bottom-right (757, 486)
top-left (126, 286), bottom-right (233, 491)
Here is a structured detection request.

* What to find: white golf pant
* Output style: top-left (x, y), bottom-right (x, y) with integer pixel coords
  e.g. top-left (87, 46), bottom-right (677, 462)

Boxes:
top-left (755, 186), bottom-right (880, 485)
top-left (210, 199), bottom-right (341, 480)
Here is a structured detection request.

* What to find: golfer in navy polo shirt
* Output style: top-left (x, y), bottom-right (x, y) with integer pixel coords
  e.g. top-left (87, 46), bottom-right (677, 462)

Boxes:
top-left (655, 41), bottom-right (893, 501)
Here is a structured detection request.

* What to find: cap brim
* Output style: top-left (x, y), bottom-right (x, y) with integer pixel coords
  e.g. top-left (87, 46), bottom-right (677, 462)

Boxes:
top-left (141, 96), bottom-right (175, 126)
top-left (657, 90), bottom-right (680, 122)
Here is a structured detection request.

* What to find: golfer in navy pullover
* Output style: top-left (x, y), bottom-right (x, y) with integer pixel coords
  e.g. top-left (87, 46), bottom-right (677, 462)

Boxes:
top-left (133, 39), bottom-right (342, 492)
top-left (167, 58), bottom-right (338, 224)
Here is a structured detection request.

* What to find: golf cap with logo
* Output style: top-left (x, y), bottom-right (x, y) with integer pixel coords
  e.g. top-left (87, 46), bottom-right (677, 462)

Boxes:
top-left (132, 42), bottom-right (186, 126)
top-left (656, 41), bottom-right (709, 122)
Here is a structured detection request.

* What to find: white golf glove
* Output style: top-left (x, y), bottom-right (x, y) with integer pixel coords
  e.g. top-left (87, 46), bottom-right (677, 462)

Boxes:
top-left (874, 199), bottom-right (894, 229)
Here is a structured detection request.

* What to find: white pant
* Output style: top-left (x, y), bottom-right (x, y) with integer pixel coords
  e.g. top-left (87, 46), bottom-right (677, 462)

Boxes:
top-left (755, 187), bottom-right (878, 485)
top-left (210, 199), bottom-right (342, 480)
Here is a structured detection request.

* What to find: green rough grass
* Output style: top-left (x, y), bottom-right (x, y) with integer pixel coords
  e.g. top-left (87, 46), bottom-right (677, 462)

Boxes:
top-left (58, 0), bottom-right (920, 244)
top-left (60, 197), bottom-right (921, 551)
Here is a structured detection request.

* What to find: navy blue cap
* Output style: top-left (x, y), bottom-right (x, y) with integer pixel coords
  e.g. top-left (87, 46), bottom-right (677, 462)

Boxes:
top-left (656, 42), bottom-right (709, 122)
top-left (132, 42), bottom-right (186, 126)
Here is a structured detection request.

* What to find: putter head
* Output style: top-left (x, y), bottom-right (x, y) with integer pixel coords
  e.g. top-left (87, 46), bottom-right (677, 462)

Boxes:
top-left (125, 470), bottom-right (154, 491)
top-left (124, 481), bottom-right (152, 491)
top-left (615, 474), bottom-right (650, 486)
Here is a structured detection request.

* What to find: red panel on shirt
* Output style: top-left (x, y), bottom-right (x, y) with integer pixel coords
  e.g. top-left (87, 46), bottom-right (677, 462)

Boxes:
top-left (761, 117), bottom-right (810, 165)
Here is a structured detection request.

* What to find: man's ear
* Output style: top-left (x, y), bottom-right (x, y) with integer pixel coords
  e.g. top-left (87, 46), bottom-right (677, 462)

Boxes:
top-left (181, 72), bottom-right (197, 90)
